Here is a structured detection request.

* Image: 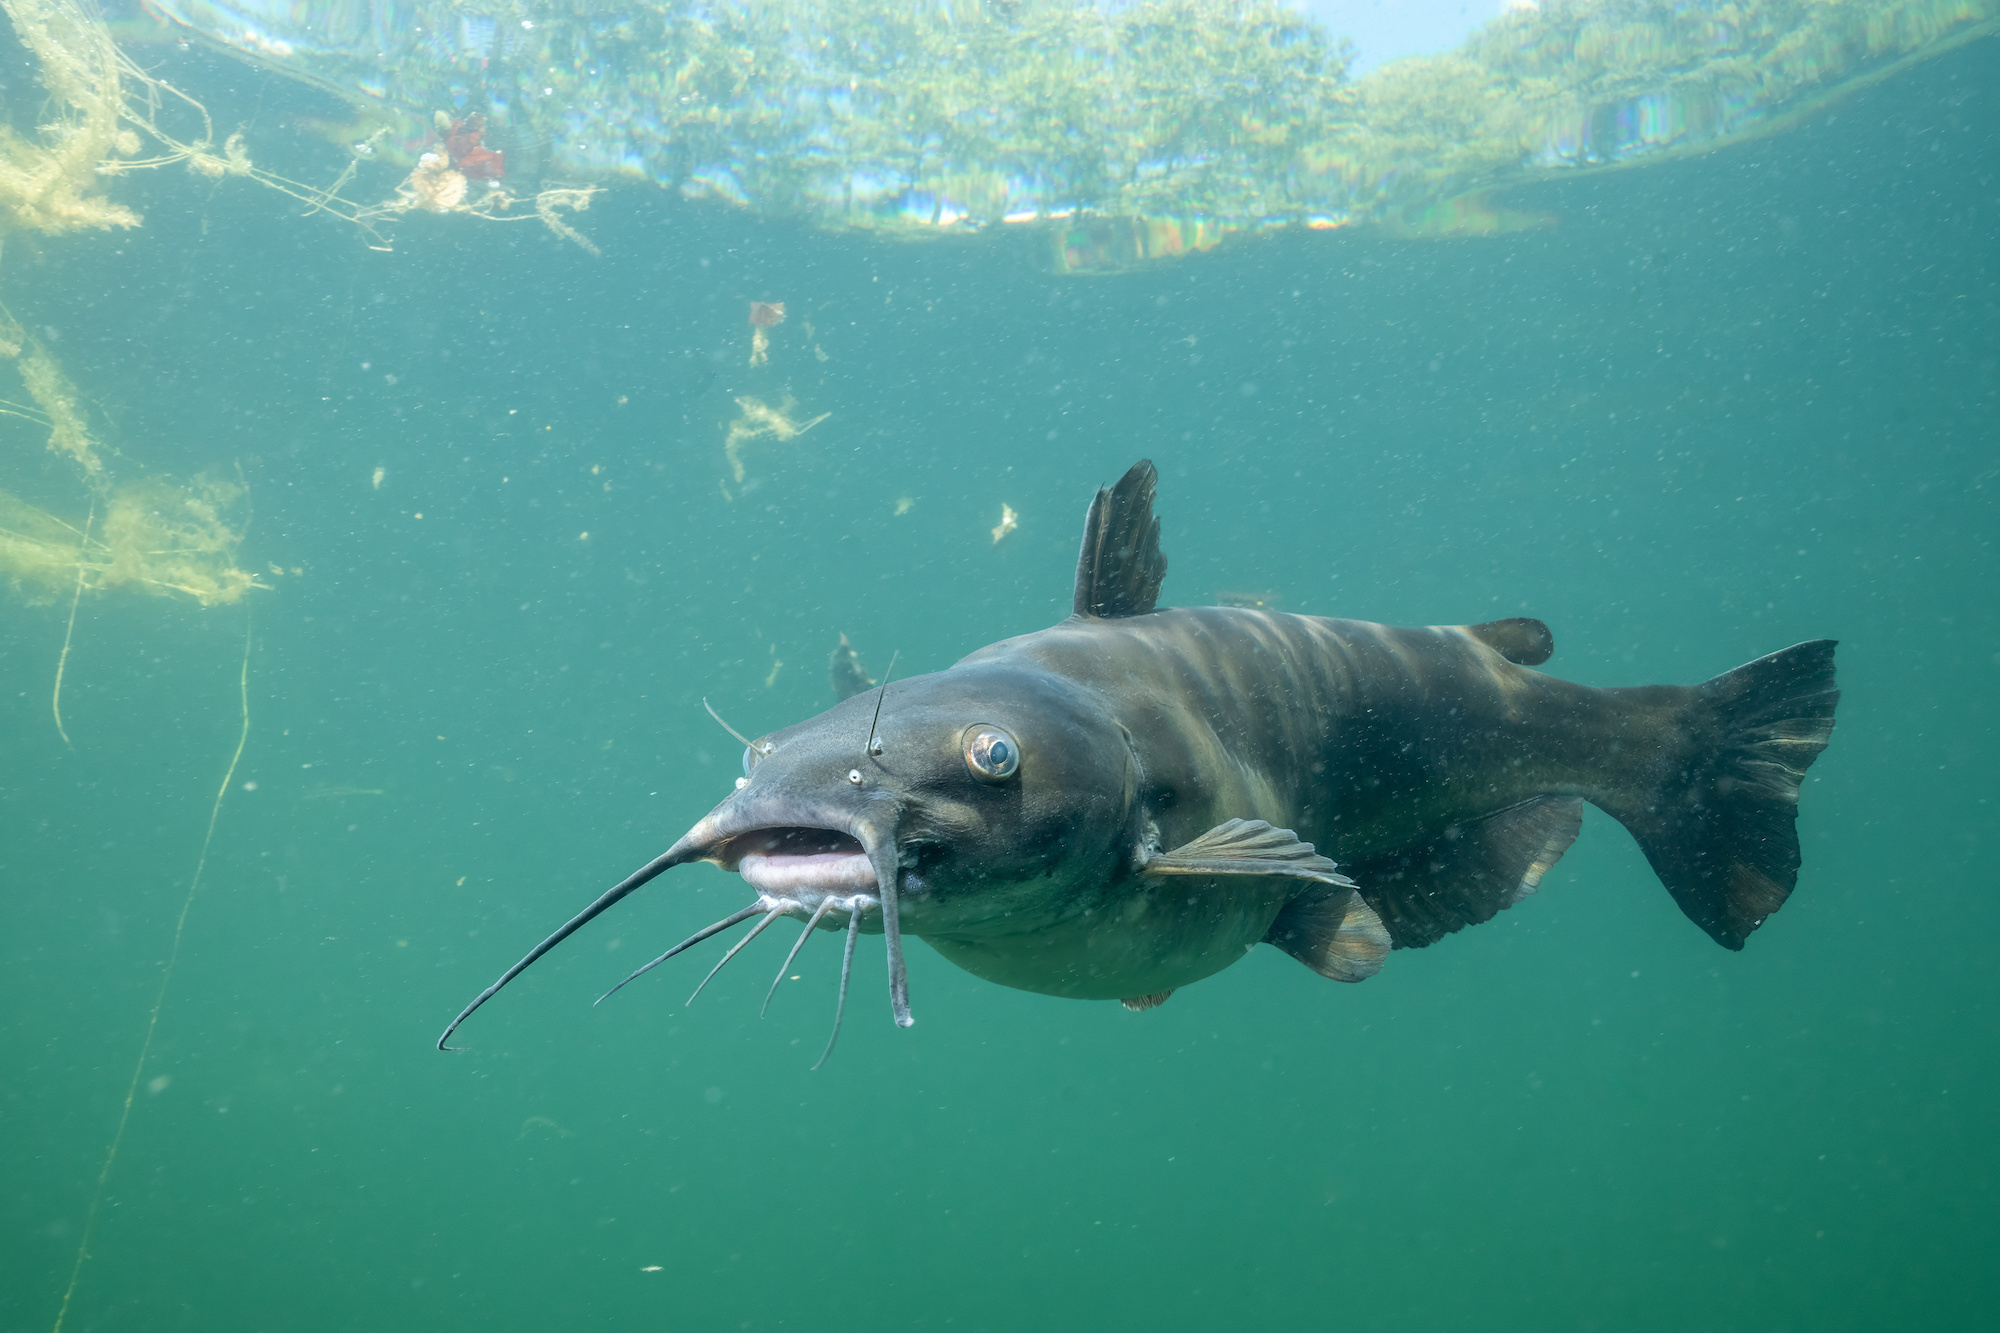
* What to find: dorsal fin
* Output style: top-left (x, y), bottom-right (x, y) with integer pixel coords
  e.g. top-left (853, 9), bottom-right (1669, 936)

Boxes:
top-left (1073, 460), bottom-right (1168, 618)
top-left (1465, 617), bottom-right (1554, 666)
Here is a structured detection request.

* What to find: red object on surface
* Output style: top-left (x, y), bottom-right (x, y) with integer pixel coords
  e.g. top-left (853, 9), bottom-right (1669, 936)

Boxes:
top-left (456, 146), bottom-right (505, 180)
top-left (443, 114), bottom-right (506, 181)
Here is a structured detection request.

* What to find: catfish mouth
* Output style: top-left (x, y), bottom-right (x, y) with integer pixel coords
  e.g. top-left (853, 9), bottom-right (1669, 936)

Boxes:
top-left (439, 813), bottom-right (909, 1068)
top-left (727, 826), bottom-right (877, 897)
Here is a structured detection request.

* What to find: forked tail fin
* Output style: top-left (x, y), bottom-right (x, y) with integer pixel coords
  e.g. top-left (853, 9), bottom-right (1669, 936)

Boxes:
top-left (1619, 640), bottom-right (1839, 949)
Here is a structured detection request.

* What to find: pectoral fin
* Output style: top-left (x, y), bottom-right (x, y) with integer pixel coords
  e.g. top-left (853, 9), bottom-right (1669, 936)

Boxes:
top-left (1141, 819), bottom-right (1357, 888)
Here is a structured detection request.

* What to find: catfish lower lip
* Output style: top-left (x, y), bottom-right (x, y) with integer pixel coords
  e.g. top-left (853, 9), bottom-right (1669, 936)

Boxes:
top-left (739, 850), bottom-right (876, 895)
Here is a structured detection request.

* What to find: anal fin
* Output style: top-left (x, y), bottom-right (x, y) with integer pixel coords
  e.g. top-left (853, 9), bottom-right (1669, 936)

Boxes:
top-left (1142, 819), bottom-right (1357, 888)
top-left (1120, 991), bottom-right (1174, 1011)
top-left (1350, 796), bottom-right (1583, 949)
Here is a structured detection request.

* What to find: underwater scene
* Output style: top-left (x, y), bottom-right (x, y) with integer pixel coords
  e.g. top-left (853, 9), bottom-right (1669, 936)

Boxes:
top-left (1, 2), bottom-right (1995, 1330)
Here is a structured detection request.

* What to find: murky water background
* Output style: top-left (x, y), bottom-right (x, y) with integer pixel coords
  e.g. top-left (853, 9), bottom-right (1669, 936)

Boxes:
top-left (3, 35), bottom-right (1995, 1333)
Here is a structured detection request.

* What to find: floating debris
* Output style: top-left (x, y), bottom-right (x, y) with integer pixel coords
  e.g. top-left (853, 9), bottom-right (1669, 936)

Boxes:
top-left (516, 1115), bottom-right (573, 1141)
top-left (303, 786), bottom-right (387, 801)
top-left (749, 302), bottom-right (785, 366)
top-left (991, 504), bottom-right (1018, 546)
top-left (1217, 589), bottom-right (1284, 610)
top-left (722, 396), bottom-right (829, 483)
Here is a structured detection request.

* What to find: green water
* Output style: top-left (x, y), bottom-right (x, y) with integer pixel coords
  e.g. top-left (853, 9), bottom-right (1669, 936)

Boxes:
top-left (4, 36), bottom-right (1996, 1333)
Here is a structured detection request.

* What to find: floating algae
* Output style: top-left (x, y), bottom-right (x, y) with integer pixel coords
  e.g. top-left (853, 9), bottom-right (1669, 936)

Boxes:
top-left (722, 396), bottom-right (831, 486)
top-left (0, 462), bottom-right (258, 609)
top-left (12, 338), bottom-right (104, 479)
top-left (0, 0), bottom-right (292, 242)
top-left (0, 0), bottom-right (137, 237)
top-left (0, 316), bottom-right (257, 734)
top-left (0, 0), bottom-right (255, 607)
top-left (0, 319), bottom-right (256, 609)
top-left (0, 0), bottom-right (602, 253)
top-left (0, 469), bottom-right (257, 609)
top-left (90, 476), bottom-right (258, 605)
top-left (0, 484), bottom-right (85, 600)
top-left (0, 3), bottom-right (256, 619)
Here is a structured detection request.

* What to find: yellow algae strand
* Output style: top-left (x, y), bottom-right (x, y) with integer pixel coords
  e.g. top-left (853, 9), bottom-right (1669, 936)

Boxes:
top-left (723, 396), bottom-right (830, 483)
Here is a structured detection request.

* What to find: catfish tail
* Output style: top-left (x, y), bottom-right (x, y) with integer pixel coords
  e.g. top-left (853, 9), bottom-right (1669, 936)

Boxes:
top-left (1616, 640), bottom-right (1839, 949)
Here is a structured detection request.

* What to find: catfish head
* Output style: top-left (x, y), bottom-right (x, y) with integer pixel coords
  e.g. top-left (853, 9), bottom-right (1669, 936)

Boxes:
top-left (437, 661), bottom-right (1137, 1065)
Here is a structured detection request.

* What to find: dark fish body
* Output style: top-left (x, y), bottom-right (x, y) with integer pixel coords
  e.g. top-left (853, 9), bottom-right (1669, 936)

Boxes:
top-left (920, 608), bottom-right (1706, 998)
top-left (441, 461), bottom-right (1838, 1054)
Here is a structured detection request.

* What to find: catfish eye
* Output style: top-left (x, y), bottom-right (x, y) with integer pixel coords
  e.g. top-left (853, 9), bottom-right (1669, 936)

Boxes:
top-left (963, 726), bottom-right (1020, 782)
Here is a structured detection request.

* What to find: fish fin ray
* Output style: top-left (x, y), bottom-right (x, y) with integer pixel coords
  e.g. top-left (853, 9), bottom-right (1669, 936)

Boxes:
top-left (1264, 886), bottom-right (1390, 982)
top-left (1120, 990), bottom-right (1175, 1011)
top-left (1143, 818), bottom-right (1357, 887)
top-left (1351, 795), bottom-right (1584, 949)
top-left (1611, 639), bottom-right (1838, 949)
top-left (1463, 617), bottom-right (1553, 665)
top-left (1072, 459), bottom-right (1167, 619)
